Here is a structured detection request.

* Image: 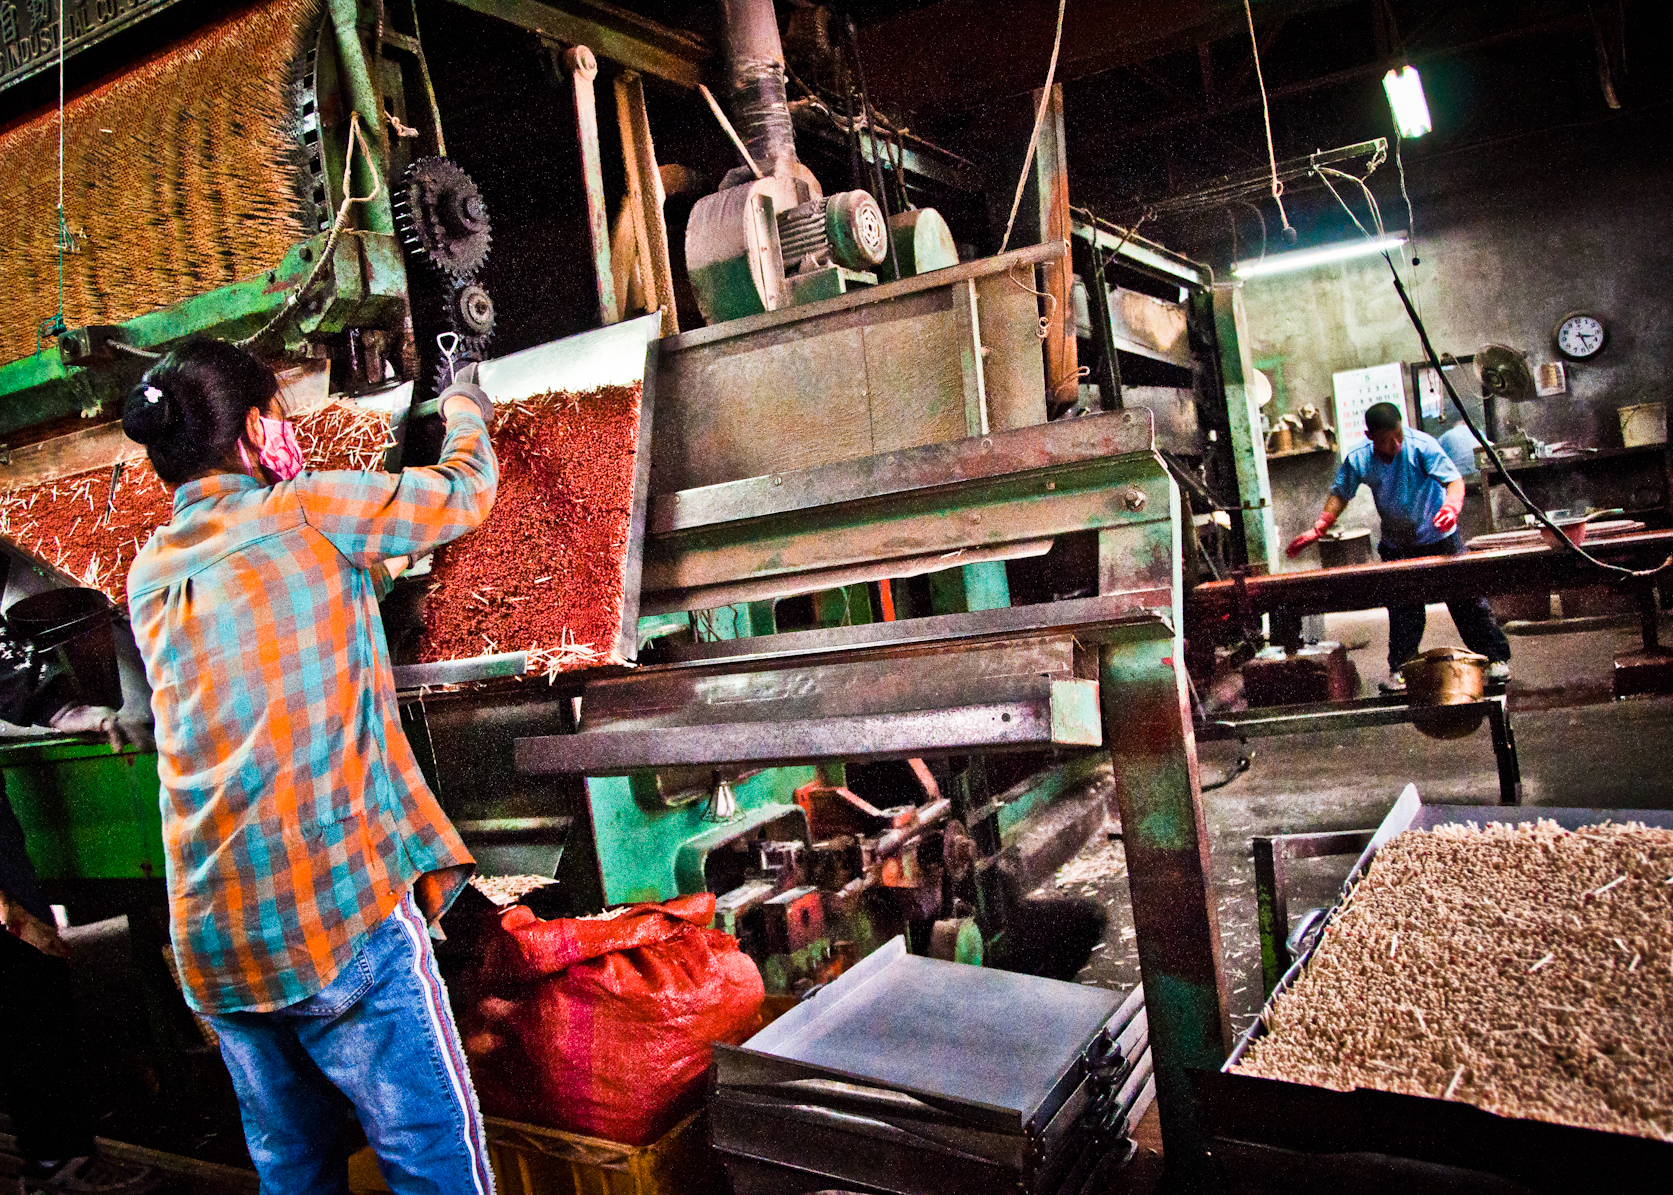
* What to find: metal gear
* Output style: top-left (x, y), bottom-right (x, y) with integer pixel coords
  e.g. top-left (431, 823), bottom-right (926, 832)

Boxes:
top-left (394, 157), bottom-right (493, 278)
top-left (446, 281), bottom-right (496, 339)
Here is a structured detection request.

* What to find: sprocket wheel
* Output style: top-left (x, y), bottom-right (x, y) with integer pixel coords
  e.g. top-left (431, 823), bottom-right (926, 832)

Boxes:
top-left (394, 157), bottom-right (493, 278)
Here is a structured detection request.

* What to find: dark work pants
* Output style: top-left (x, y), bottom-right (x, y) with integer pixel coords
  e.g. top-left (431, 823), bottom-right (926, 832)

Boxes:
top-left (1380, 532), bottom-right (1512, 672)
top-left (0, 929), bottom-right (96, 1163)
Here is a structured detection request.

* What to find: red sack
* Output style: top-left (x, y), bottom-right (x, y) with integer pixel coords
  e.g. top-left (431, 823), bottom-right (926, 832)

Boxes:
top-left (461, 893), bottom-right (764, 1145)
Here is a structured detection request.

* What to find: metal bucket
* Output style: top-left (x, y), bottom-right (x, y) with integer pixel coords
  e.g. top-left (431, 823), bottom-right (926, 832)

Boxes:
top-left (1400, 647), bottom-right (1487, 740)
top-left (1318, 528), bottom-right (1372, 570)
top-left (4, 587), bottom-right (122, 710)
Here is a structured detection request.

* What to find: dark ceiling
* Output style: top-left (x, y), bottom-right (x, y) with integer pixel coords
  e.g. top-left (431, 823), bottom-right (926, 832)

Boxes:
top-left (618, 1), bottom-right (1671, 264)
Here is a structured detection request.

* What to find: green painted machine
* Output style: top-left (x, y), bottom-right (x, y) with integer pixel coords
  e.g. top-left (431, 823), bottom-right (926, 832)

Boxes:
top-left (0, 0), bottom-right (1265, 1170)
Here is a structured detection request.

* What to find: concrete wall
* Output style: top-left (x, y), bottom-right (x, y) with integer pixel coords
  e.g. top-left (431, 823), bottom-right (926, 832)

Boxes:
top-left (1237, 115), bottom-right (1673, 568)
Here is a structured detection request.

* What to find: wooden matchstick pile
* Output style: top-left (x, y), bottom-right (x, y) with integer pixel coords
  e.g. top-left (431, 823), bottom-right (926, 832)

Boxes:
top-left (415, 384), bottom-right (642, 678)
top-left (0, 401), bottom-right (391, 605)
top-left (1234, 820), bottom-right (1673, 1140)
top-left (0, 0), bottom-right (320, 365)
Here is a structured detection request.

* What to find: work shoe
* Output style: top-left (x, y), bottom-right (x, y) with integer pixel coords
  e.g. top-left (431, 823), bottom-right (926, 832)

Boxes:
top-left (1378, 676), bottom-right (1406, 694)
top-left (16, 1155), bottom-right (157, 1194)
top-left (1488, 661), bottom-right (1511, 682)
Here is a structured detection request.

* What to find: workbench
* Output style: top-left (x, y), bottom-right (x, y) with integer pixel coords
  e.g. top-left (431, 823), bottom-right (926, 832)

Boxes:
top-left (1198, 689), bottom-right (1520, 806)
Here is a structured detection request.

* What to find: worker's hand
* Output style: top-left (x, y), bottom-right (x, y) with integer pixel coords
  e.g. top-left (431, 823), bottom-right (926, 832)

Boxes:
top-left (384, 554), bottom-right (411, 582)
top-left (1285, 529), bottom-right (1322, 558)
top-left (1286, 511), bottom-right (1339, 558)
top-left (49, 704), bottom-right (127, 751)
top-left (0, 891), bottom-right (71, 959)
top-left (1433, 504), bottom-right (1460, 534)
top-left (440, 392), bottom-right (484, 422)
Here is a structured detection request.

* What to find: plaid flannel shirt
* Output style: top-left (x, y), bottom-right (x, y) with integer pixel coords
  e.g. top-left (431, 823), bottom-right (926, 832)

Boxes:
top-left (128, 408), bottom-right (497, 1014)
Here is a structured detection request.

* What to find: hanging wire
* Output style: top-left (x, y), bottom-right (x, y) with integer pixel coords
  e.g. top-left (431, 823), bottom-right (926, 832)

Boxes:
top-left (998, 0), bottom-right (1069, 253)
top-left (1242, 0), bottom-right (1294, 242)
top-left (1392, 127), bottom-right (1420, 317)
top-left (1385, 254), bottom-right (1671, 582)
top-left (38, 0), bottom-right (70, 347)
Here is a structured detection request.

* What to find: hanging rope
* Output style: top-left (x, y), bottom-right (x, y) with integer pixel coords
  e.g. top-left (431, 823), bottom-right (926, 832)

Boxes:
top-left (998, 0), bottom-right (1069, 254)
top-left (1242, 0), bottom-right (1295, 243)
top-left (37, 0), bottom-right (70, 347)
top-left (238, 110), bottom-right (379, 349)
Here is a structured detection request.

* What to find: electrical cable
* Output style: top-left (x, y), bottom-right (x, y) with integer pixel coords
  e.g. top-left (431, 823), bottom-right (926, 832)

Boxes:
top-left (1383, 253), bottom-right (1672, 582)
top-left (998, 0), bottom-right (1069, 254)
top-left (1242, 0), bottom-right (1294, 243)
top-left (1200, 741), bottom-right (1253, 791)
top-left (843, 15), bottom-right (899, 280)
top-left (1392, 129), bottom-right (1419, 315)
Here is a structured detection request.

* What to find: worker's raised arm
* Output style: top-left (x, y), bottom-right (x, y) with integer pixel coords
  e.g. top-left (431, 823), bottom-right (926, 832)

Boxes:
top-left (296, 381), bottom-right (499, 567)
top-left (1286, 493), bottom-right (1348, 558)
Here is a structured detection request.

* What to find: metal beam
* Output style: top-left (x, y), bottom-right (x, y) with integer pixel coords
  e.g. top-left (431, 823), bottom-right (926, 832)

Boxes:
top-left (1188, 531), bottom-right (1673, 623)
top-left (642, 413), bottom-right (1173, 613)
top-left (1100, 622), bottom-right (1228, 1172)
top-left (518, 692), bottom-right (1100, 774)
top-left (442, 0), bottom-right (710, 89)
top-left (1212, 284), bottom-right (1279, 573)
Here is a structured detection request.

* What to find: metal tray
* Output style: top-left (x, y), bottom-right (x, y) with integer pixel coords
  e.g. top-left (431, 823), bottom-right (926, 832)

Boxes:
top-left (1194, 786), bottom-right (1673, 1193)
top-left (719, 938), bottom-right (1136, 1138)
top-left (391, 313), bottom-right (663, 691)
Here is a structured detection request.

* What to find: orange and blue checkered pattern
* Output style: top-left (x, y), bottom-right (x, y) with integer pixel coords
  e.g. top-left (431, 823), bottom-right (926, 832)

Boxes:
top-left (128, 413), bottom-right (498, 1014)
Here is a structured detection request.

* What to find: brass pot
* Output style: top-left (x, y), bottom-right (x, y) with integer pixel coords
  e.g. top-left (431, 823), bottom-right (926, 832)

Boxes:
top-left (1401, 647), bottom-right (1488, 740)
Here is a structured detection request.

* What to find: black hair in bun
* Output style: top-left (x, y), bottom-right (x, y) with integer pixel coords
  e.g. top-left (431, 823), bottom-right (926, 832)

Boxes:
top-left (122, 379), bottom-right (178, 446)
top-left (119, 337), bottom-right (278, 484)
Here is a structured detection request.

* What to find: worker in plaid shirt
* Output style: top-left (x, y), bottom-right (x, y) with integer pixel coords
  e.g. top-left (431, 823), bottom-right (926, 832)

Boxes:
top-left (124, 338), bottom-right (498, 1195)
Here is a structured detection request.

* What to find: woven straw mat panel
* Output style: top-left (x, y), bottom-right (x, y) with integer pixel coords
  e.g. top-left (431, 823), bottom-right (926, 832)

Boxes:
top-left (0, 0), bottom-right (322, 366)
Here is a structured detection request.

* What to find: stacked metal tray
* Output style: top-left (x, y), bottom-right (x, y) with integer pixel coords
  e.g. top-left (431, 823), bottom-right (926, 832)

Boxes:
top-left (1194, 787), bottom-right (1673, 1194)
top-left (711, 937), bottom-right (1153, 1195)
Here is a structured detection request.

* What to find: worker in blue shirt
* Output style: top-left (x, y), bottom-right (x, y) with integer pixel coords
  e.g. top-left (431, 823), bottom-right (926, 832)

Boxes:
top-left (1287, 402), bottom-right (1510, 690)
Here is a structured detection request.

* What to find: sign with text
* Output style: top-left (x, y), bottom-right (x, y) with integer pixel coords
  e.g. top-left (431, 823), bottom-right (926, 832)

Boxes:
top-left (1, 0), bottom-right (181, 91)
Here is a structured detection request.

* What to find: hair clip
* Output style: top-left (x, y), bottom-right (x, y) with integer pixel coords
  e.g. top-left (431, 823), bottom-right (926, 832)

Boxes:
top-left (143, 385), bottom-right (165, 404)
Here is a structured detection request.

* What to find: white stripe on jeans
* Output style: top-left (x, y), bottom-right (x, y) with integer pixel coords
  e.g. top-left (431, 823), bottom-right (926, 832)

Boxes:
top-left (391, 894), bottom-right (493, 1195)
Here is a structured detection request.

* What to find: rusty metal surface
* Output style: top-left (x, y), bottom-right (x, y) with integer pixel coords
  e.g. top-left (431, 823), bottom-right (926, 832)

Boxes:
top-left (1189, 531), bottom-right (1673, 622)
top-left (974, 268), bottom-right (1050, 433)
top-left (614, 71), bottom-right (679, 335)
top-left (583, 634), bottom-right (1082, 727)
top-left (651, 408), bottom-right (1155, 532)
top-left (650, 244), bottom-right (1062, 493)
top-left (643, 415), bottom-right (1171, 613)
top-left (519, 634), bottom-right (1101, 773)
top-left (517, 698), bottom-right (1085, 773)
top-left (563, 45), bottom-right (618, 326)
top-left (1100, 624), bottom-right (1230, 1171)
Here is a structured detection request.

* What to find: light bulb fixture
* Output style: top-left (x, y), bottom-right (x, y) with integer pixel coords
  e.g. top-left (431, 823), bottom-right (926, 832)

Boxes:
top-left (1383, 65), bottom-right (1432, 139)
top-left (1232, 234), bottom-right (1408, 280)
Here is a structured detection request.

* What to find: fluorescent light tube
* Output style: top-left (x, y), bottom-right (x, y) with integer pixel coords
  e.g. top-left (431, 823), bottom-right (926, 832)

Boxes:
top-left (1233, 234), bottom-right (1408, 280)
top-left (1383, 65), bottom-right (1433, 139)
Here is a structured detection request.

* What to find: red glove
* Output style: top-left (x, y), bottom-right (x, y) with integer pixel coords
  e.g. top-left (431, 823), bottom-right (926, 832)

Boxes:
top-left (1433, 502), bottom-right (1461, 534)
top-left (1286, 512), bottom-right (1338, 558)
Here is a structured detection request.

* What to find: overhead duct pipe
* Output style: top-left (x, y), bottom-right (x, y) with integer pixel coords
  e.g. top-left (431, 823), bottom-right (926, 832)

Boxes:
top-left (719, 0), bottom-right (799, 179)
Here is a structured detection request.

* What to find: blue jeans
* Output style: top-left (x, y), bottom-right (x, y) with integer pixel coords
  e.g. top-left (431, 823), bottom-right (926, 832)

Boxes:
top-left (206, 893), bottom-right (494, 1195)
top-left (1380, 532), bottom-right (1511, 672)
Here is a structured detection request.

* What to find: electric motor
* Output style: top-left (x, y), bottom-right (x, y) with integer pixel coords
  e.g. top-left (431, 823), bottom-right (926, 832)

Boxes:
top-left (776, 189), bottom-right (888, 272)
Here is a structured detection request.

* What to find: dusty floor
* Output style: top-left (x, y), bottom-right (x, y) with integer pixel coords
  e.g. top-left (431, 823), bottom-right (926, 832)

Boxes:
top-left (1044, 612), bottom-right (1673, 1044)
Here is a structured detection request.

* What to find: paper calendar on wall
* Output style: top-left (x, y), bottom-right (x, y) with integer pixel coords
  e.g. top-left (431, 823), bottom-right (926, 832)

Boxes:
top-left (1332, 362), bottom-right (1407, 455)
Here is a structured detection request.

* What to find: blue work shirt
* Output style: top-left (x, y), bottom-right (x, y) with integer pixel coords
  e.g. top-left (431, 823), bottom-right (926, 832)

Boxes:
top-left (1330, 429), bottom-right (1462, 550)
top-left (1437, 423), bottom-right (1480, 480)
